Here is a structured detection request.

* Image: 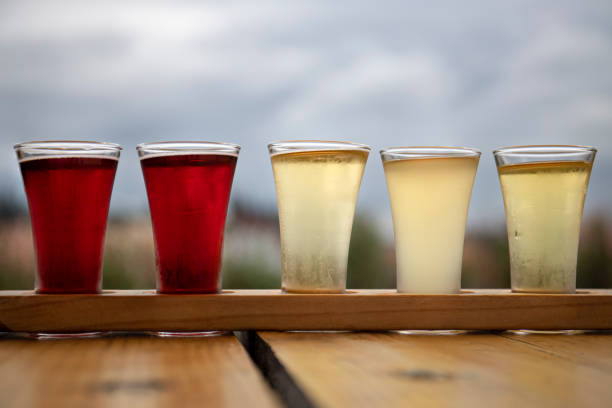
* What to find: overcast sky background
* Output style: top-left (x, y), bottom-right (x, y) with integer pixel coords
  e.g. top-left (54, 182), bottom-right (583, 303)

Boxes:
top-left (1, 0), bottom-right (611, 233)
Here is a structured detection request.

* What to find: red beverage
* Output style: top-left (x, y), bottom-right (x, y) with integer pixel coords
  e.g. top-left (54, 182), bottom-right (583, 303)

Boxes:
top-left (19, 156), bottom-right (118, 293)
top-left (140, 153), bottom-right (237, 293)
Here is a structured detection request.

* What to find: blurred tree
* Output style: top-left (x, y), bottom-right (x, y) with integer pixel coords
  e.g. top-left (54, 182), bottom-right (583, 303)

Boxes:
top-left (347, 215), bottom-right (394, 289)
top-left (0, 193), bottom-right (24, 221)
top-left (462, 229), bottom-right (511, 288)
top-left (222, 261), bottom-right (280, 289)
top-left (578, 216), bottom-right (612, 289)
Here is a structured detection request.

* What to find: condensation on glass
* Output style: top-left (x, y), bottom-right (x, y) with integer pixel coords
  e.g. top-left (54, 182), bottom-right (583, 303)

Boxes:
top-left (269, 141), bottom-right (370, 293)
top-left (494, 145), bottom-right (596, 293)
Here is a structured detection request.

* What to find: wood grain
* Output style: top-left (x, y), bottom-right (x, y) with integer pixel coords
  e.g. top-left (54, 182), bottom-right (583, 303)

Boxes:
top-left (0, 335), bottom-right (280, 408)
top-left (501, 332), bottom-right (612, 373)
top-left (258, 331), bottom-right (612, 408)
top-left (0, 289), bottom-right (611, 332)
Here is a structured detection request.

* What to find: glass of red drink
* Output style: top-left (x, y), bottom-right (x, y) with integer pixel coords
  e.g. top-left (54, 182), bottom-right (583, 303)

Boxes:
top-left (15, 141), bottom-right (121, 297)
top-left (137, 142), bottom-right (240, 297)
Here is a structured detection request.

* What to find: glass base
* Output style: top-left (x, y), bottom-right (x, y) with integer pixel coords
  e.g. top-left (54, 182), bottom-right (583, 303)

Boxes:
top-left (394, 330), bottom-right (468, 335)
top-left (511, 289), bottom-right (575, 294)
top-left (21, 331), bottom-right (105, 339)
top-left (35, 289), bottom-right (101, 294)
top-left (148, 330), bottom-right (230, 338)
top-left (156, 289), bottom-right (220, 294)
top-left (286, 330), bottom-right (352, 333)
top-left (506, 329), bottom-right (585, 335)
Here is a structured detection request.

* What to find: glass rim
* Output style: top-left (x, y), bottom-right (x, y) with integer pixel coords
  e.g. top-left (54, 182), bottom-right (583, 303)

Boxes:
top-left (14, 140), bottom-right (122, 152)
top-left (380, 146), bottom-right (481, 159)
top-left (136, 141), bottom-right (241, 157)
top-left (493, 144), bottom-right (597, 156)
top-left (268, 140), bottom-right (371, 155)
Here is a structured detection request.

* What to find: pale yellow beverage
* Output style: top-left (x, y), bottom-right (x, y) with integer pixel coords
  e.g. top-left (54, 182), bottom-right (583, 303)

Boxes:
top-left (498, 161), bottom-right (593, 293)
top-left (383, 155), bottom-right (479, 293)
top-left (271, 149), bottom-right (368, 293)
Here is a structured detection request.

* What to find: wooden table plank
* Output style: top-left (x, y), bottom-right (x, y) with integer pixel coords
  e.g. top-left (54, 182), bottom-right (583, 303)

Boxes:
top-left (0, 335), bottom-right (280, 408)
top-left (1, 289), bottom-right (611, 332)
top-left (501, 332), bottom-right (612, 374)
top-left (258, 331), bottom-right (612, 408)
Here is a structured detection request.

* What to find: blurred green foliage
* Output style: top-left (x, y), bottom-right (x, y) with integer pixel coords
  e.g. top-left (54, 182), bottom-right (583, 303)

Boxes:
top-left (0, 262), bottom-right (31, 290)
top-left (577, 215), bottom-right (612, 289)
top-left (103, 253), bottom-right (143, 290)
top-left (348, 216), bottom-right (394, 289)
top-left (222, 261), bottom-right (280, 289)
top-left (462, 230), bottom-right (511, 289)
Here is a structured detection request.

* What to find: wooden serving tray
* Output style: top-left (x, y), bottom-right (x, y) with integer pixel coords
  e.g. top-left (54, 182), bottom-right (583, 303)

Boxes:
top-left (0, 289), bottom-right (610, 332)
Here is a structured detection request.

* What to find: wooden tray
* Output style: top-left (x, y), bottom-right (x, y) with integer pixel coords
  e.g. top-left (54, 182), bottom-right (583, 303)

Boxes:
top-left (0, 289), bottom-right (611, 332)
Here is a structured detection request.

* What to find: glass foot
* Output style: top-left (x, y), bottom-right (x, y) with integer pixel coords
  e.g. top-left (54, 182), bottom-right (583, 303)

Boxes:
top-left (286, 330), bottom-right (352, 333)
top-left (148, 331), bottom-right (230, 338)
top-left (22, 332), bottom-right (105, 339)
top-left (395, 330), bottom-right (468, 335)
top-left (506, 329), bottom-right (585, 335)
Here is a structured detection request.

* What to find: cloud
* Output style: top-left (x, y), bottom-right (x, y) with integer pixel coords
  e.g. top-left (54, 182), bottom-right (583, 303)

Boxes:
top-left (0, 0), bottom-right (610, 231)
top-left (277, 52), bottom-right (454, 128)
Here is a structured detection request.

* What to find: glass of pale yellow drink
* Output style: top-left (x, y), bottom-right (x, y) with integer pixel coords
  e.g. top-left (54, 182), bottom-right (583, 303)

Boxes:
top-left (494, 145), bottom-right (596, 294)
top-left (381, 147), bottom-right (480, 294)
top-left (269, 141), bottom-right (370, 293)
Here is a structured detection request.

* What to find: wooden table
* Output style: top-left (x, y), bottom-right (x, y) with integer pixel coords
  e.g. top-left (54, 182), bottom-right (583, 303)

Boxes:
top-left (1, 331), bottom-right (611, 407)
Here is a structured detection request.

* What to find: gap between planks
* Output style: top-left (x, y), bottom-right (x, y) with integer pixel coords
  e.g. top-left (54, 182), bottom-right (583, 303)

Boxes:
top-left (235, 331), bottom-right (316, 408)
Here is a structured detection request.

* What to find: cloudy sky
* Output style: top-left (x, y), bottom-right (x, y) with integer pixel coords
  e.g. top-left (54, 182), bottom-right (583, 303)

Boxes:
top-left (1, 0), bottom-right (611, 231)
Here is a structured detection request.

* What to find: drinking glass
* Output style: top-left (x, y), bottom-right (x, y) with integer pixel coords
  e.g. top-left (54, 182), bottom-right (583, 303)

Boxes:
top-left (381, 147), bottom-right (480, 294)
top-left (494, 145), bottom-right (596, 293)
top-left (15, 141), bottom-right (121, 294)
top-left (269, 141), bottom-right (370, 293)
top-left (138, 142), bottom-right (240, 295)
